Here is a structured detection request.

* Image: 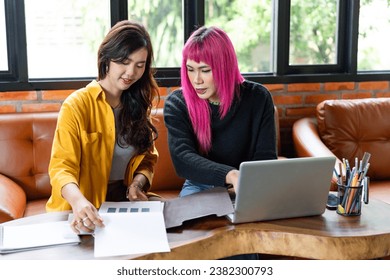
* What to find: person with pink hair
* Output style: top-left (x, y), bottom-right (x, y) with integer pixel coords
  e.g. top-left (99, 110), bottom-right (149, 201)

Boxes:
top-left (164, 26), bottom-right (277, 197)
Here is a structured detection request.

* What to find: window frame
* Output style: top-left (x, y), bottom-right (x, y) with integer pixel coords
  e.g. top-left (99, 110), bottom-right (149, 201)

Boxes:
top-left (0, 0), bottom-right (28, 83)
top-left (275, 0), bottom-right (350, 75)
top-left (0, 0), bottom-right (389, 92)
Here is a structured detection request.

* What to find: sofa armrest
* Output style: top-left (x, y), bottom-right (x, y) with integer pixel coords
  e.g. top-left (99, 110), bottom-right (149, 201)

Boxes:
top-left (292, 118), bottom-right (342, 191)
top-left (0, 174), bottom-right (27, 223)
top-left (293, 118), bottom-right (335, 158)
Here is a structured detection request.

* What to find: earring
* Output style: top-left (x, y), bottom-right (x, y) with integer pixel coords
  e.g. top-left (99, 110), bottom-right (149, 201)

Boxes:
top-left (106, 65), bottom-right (109, 73)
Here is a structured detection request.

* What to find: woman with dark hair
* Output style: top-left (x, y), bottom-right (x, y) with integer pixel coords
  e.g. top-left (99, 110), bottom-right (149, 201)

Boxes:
top-left (46, 20), bottom-right (159, 234)
top-left (164, 26), bottom-right (277, 197)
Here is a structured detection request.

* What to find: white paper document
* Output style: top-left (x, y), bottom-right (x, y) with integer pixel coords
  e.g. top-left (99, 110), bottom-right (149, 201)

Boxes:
top-left (0, 221), bottom-right (80, 254)
top-left (93, 201), bottom-right (169, 258)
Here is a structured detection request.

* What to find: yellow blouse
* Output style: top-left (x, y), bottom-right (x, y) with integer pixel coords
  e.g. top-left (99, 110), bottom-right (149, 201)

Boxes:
top-left (46, 80), bottom-right (158, 211)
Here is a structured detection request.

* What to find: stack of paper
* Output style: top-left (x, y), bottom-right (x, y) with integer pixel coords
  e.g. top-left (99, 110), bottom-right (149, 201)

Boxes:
top-left (0, 221), bottom-right (80, 254)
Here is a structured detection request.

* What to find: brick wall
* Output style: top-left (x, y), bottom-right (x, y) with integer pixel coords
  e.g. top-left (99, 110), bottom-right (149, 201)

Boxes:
top-left (1, 81), bottom-right (389, 157)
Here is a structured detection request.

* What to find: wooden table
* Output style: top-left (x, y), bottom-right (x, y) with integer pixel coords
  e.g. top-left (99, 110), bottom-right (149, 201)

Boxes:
top-left (1, 199), bottom-right (390, 260)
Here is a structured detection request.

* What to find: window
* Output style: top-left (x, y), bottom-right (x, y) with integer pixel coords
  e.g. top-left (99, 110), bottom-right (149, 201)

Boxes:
top-left (24, 0), bottom-right (110, 79)
top-left (205, 0), bottom-right (273, 73)
top-left (0, 0), bottom-right (8, 71)
top-left (127, 0), bottom-right (183, 67)
top-left (1, 0), bottom-right (390, 91)
top-left (289, 0), bottom-right (338, 65)
top-left (358, 0), bottom-right (390, 71)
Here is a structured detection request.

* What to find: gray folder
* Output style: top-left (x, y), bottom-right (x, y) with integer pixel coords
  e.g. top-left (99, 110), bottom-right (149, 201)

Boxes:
top-left (163, 187), bottom-right (234, 229)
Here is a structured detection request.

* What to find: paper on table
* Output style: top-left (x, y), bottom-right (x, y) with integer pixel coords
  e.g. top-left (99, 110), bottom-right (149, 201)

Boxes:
top-left (0, 221), bottom-right (80, 254)
top-left (93, 212), bottom-right (170, 258)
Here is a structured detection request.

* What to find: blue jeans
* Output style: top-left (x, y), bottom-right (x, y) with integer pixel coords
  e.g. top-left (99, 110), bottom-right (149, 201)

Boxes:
top-left (179, 179), bottom-right (214, 197)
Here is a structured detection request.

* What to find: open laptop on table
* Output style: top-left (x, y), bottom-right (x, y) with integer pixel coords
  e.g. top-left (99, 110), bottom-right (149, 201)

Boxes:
top-left (227, 156), bottom-right (336, 224)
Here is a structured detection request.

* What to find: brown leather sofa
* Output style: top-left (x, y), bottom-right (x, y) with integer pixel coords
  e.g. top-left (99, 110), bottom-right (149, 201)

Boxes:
top-left (292, 98), bottom-right (390, 204)
top-left (0, 107), bottom-right (281, 223)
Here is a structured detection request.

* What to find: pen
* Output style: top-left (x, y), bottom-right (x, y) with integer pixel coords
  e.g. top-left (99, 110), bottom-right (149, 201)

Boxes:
top-left (334, 168), bottom-right (342, 185)
top-left (347, 173), bottom-right (361, 214)
top-left (361, 152), bottom-right (371, 171)
top-left (358, 162), bottom-right (370, 186)
top-left (338, 162), bottom-right (344, 185)
top-left (363, 177), bottom-right (369, 204)
top-left (343, 158), bottom-right (348, 183)
top-left (345, 159), bottom-right (351, 181)
top-left (345, 169), bottom-right (358, 213)
top-left (347, 167), bottom-right (356, 187)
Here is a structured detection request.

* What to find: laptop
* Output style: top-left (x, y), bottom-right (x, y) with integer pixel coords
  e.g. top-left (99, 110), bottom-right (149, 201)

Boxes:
top-left (227, 156), bottom-right (336, 223)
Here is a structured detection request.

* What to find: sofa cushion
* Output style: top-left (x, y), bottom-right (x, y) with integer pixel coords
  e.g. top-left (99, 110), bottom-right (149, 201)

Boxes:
top-left (0, 174), bottom-right (27, 222)
top-left (23, 198), bottom-right (49, 218)
top-left (0, 113), bottom-right (57, 201)
top-left (317, 98), bottom-right (390, 180)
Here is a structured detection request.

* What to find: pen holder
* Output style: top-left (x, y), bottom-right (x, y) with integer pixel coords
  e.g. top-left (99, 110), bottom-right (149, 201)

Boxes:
top-left (336, 177), bottom-right (369, 216)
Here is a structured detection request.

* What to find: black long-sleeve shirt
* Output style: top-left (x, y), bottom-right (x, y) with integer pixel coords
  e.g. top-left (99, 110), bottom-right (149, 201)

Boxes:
top-left (163, 80), bottom-right (277, 187)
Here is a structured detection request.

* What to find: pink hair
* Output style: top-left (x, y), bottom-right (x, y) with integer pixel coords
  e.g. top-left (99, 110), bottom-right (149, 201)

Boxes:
top-left (181, 26), bottom-right (244, 154)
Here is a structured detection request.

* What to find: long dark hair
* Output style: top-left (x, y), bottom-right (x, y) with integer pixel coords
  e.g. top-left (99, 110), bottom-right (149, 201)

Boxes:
top-left (97, 20), bottom-right (159, 153)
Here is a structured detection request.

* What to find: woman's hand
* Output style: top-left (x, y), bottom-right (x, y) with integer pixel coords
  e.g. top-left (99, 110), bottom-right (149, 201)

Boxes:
top-left (62, 183), bottom-right (104, 234)
top-left (126, 182), bottom-right (148, 201)
top-left (226, 169), bottom-right (240, 193)
top-left (126, 174), bottom-right (148, 201)
top-left (70, 197), bottom-right (104, 234)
